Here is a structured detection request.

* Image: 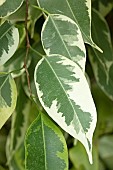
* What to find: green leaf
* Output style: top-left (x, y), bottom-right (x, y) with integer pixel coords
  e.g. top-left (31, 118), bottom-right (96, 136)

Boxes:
top-left (99, 135), bottom-right (113, 170)
top-left (69, 142), bottom-right (98, 170)
top-left (93, 0), bottom-right (113, 17)
top-left (0, 0), bottom-right (24, 18)
top-left (92, 83), bottom-right (113, 136)
top-left (6, 82), bottom-right (30, 165)
top-left (0, 21), bottom-right (19, 66)
top-left (41, 14), bottom-right (86, 71)
top-left (0, 48), bottom-right (31, 78)
top-left (7, 2), bottom-right (26, 21)
top-left (0, 73), bottom-right (17, 129)
top-left (88, 9), bottom-right (113, 101)
top-left (29, 0), bottom-right (42, 38)
top-left (37, 0), bottom-right (101, 51)
top-left (25, 112), bottom-right (68, 170)
top-left (34, 55), bottom-right (97, 163)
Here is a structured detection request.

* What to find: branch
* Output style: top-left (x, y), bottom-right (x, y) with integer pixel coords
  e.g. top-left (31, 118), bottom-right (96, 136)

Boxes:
top-left (24, 0), bottom-right (32, 96)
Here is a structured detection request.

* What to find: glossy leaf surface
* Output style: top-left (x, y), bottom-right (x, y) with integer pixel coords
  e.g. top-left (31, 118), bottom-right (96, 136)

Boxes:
top-left (34, 55), bottom-right (97, 163)
top-left (25, 113), bottom-right (68, 170)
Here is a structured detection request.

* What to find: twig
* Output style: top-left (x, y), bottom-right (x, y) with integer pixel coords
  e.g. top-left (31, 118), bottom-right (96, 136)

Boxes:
top-left (24, 0), bottom-right (32, 96)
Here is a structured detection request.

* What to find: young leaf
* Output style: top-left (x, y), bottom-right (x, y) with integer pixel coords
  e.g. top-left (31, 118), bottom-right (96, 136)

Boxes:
top-left (34, 55), bottom-right (97, 163)
top-left (37, 0), bottom-right (101, 51)
top-left (0, 21), bottom-right (19, 66)
top-left (41, 14), bottom-right (86, 71)
top-left (88, 9), bottom-right (113, 101)
top-left (25, 113), bottom-right (68, 170)
top-left (0, 0), bottom-right (24, 18)
top-left (0, 73), bottom-right (17, 129)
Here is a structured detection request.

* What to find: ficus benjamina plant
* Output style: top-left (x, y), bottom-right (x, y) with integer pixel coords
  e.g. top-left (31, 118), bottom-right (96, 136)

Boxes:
top-left (0, 0), bottom-right (113, 170)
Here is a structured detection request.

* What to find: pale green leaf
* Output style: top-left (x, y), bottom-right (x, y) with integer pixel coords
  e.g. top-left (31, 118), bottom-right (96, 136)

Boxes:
top-left (25, 112), bottom-right (68, 170)
top-left (0, 73), bottom-right (17, 129)
top-left (34, 55), bottom-right (97, 163)
top-left (41, 14), bottom-right (86, 71)
top-left (0, 0), bottom-right (24, 18)
top-left (88, 9), bottom-right (113, 101)
top-left (37, 0), bottom-right (101, 51)
top-left (0, 21), bottom-right (19, 66)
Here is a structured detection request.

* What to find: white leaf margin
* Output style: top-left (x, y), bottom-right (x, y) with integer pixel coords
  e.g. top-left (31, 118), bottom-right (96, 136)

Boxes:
top-left (0, 26), bottom-right (19, 66)
top-left (34, 55), bottom-right (97, 163)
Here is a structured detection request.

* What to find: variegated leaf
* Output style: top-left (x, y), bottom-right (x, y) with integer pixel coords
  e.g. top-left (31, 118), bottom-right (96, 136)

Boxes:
top-left (0, 0), bottom-right (24, 18)
top-left (0, 73), bottom-right (17, 129)
top-left (41, 14), bottom-right (86, 71)
top-left (0, 21), bottom-right (19, 66)
top-left (88, 9), bottom-right (113, 101)
top-left (6, 83), bottom-right (30, 165)
top-left (34, 55), bottom-right (97, 163)
top-left (25, 112), bottom-right (68, 170)
top-left (37, 0), bottom-right (101, 51)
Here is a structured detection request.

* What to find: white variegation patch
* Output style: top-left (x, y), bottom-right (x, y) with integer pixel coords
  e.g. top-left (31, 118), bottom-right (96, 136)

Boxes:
top-left (0, 0), bottom-right (6, 6)
top-left (0, 27), bottom-right (19, 66)
top-left (34, 55), bottom-right (97, 163)
top-left (53, 14), bottom-right (75, 24)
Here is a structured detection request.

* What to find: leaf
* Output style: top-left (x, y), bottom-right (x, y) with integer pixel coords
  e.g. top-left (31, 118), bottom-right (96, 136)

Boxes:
top-left (92, 83), bottom-right (113, 136)
top-left (8, 1), bottom-right (26, 21)
top-left (6, 82), bottom-right (30, 164)
top-left (88, 9), bottom-right (113, 101)
top-left (0, 48), bottom-right (31, 78)
top-left (25, 112), bottom-right (68, 170)
top-left (99, 135), bottom-right (113, 170)
top-left (0, 73), bottom-right (17, 129)
top-left (0, 0), bottom-right (24, 18)
top-left (29, 0), bottom-right (42, 38)
top-left (0, 21), bottom-right (19, 66)
top-left (41, 14), bottom-right (86, 71)
top-left (69, 142), bottom-right (98, 170)
top-left (93, 0), bottom-right (113, 17)
top-left (34, 55), bottom-right (97, 163)
top-left (37, 0), bottom-right (101, 51)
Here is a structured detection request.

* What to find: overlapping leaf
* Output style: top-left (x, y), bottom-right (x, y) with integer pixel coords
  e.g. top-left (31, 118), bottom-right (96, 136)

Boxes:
top-left (0, 21), bottom-right (19, 66)
top-left (37, 0), bottom-right (100, 51)
top-left (0, 48), bottom-right (31, 78)
top-left (34, 55), bottom-right (97, 163)
top-left (88, 9), bottom-right (113, 100)
top-left (25, 113), bottom-right (68, 170)
top-left (41, 14), bottom-right (86, 71)
top-left (0, 73), bottom-right (17, 129)
top-left (0, 0), bottom-right (24, 18)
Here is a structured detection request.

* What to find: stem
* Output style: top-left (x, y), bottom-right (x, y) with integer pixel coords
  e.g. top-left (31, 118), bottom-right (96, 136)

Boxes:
top-left (30, 46), bottom-right (44, 58)
top-left (32, 5), bottom-right (49, 15)
top-left (24, 0), bottom-right (32, 96)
